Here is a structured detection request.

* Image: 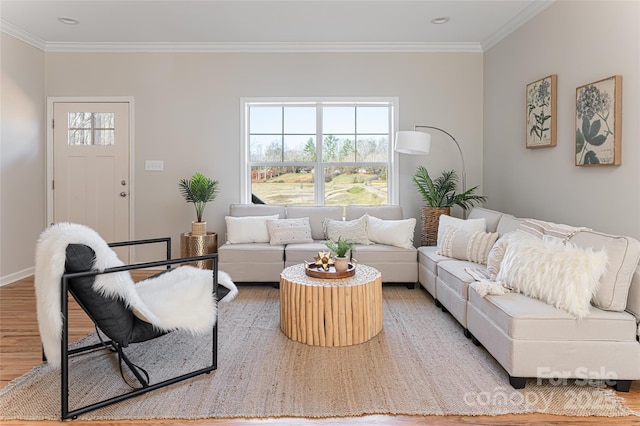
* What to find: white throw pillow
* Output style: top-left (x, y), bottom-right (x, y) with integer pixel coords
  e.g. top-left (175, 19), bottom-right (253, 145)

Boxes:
top-left (225, 214), bottom-right (280, 244)
top-left (267, 218), bottom-right (313, 246)
top-left (496, 235), bottom-right (608, 319)
top-left (324, 215), bottom-right (371, 245)
top-left (437, 227), bottom-right (499, 265)
top-left (366, 215), bottom-right (416, 249)
top-left (437, 215), bottom-right (486, 248)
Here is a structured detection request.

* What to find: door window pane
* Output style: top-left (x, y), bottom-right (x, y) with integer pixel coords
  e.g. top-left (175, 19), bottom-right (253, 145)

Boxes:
top-left (94, 112), bottom-right (115, 128)
top-left (69, 129), bottom-right (91, 145)
top-left (69, 112), bottom-right (92, 129)
top-left (94, 129), bottom-right (115, 146)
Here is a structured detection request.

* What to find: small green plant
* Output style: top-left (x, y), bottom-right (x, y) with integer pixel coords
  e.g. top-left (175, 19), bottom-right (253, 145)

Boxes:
top-left (325, 236), bottom-right (354, 258)
top-left (178, 172), bottom-right (219, 222)
top-left (413, 166), bottom-right (487, 211)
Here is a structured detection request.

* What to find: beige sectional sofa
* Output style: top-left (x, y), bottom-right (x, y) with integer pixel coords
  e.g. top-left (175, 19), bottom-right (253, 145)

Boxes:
top-left (218, 203), bottom-right (418, 285)
top-left (418, 207), bottom-right (640, 391)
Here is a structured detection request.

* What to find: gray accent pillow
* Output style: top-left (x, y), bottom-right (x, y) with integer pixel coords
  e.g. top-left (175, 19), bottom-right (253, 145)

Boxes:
top-left (267, 218), bottom-right (313, 245)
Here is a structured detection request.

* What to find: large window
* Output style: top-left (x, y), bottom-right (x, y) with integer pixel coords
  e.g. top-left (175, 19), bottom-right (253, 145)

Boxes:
top-left (242, 99), bottom-right (397, 206)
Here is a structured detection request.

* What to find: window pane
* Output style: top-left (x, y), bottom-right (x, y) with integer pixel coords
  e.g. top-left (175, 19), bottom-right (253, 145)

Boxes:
top-left (93, 129), bottom-right (114, 145)
top-left (323, 135), bottom-right (357, 162)
top-left (250, 135), bottom-right (283, 162)
top-left (284, 107), bottom-right (316, 133)
top-left (324, 166), bottom-right (388, 206)
top-left (284, 135), bottom-right (316, 162)
top-left (357, 107), bottom-right (389, 133)
top-left (323, 107), bottom-right (355, 134)
top-left (249, 106), bottom-right (282, 133)
top-left (251, 166), bottom-right (315, 205)
top-left (68, 112), bottom-right (92, 129)
top-left (356, 136), bottom-right (388, 161)
top-left (94, 112), bottom-right (115, 129)
top-left (69, 129), bottom-right (91, 145)
top-left (323, 135), bottom-right (356, 162)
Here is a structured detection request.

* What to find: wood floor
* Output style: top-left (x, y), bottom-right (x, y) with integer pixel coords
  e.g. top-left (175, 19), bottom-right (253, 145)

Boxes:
top-left (1, 274), bottom-right (639, 425)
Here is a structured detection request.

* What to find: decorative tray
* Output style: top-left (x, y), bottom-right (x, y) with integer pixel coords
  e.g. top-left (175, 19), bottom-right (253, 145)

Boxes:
top-left (304, 262), bottom-right (356, 279)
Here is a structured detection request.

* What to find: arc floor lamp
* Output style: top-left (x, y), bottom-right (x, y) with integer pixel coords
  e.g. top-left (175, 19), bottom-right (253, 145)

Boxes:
top-left (395, 125), bottom-right (467, 194)
top-left (395, 125), bottom-right (468, 223)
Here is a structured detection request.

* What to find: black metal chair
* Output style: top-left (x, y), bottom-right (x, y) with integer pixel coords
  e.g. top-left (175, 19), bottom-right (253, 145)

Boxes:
top-left (48, 236), bottom-right (228, 420)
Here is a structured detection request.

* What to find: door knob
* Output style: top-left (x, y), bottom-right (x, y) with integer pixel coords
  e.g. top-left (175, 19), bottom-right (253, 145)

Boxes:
top-left (120, 192), bottom-right (127, 197)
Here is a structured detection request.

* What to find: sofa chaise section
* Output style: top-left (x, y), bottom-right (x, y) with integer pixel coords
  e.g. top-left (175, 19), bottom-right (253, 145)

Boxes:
top-left (418, 206), bottom-right (640, 390)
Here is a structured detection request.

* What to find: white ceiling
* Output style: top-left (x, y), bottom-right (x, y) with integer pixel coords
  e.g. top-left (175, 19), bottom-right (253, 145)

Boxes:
top-left (0, 0), bottom-right (554, 52)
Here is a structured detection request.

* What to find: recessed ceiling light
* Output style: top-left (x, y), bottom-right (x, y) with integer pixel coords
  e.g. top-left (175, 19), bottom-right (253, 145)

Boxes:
top-left (431, 17), bottom-right (450, 25)
top-left (58, 17), bottom-right (80, 25)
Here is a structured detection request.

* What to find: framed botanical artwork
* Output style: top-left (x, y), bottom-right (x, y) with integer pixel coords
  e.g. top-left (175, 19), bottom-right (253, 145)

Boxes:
top-left (526, 74), bottom-right (557, 148)
top-left (575, 75), bottom-right (622, 166)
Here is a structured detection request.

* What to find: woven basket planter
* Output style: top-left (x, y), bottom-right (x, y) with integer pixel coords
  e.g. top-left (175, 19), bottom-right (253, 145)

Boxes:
top-left (420, 207), bottom-right (450, 246)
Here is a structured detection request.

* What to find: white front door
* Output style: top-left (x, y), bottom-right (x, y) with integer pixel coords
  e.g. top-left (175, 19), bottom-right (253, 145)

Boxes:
top-left (52, 102), bottom-right (131, 261)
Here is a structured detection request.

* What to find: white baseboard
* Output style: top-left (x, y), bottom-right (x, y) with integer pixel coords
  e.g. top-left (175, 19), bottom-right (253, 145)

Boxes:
top-left (1, 267), bottom-right (35, 287)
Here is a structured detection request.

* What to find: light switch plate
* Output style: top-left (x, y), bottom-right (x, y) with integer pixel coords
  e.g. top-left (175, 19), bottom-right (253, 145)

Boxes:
top-left (145, 160), bottom-right (164, 171)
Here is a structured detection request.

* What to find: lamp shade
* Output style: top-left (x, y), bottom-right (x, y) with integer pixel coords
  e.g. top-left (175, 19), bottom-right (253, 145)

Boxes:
top-left (395, 130), bottom-right (431, 155)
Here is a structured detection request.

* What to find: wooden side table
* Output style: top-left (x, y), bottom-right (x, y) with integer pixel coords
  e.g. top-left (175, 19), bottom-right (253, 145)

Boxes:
top-left (279, 263), bottom-right (383, 347)
top-left (180, 232), bottom-right (217, 269)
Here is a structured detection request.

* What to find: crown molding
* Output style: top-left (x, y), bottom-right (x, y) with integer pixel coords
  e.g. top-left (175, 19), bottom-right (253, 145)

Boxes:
top-left (41, 41), bottom-right (482, 54)
top-left (0, 19), bottom-right (46, 50)
top-left (481, 0), bottom-right (555, 51)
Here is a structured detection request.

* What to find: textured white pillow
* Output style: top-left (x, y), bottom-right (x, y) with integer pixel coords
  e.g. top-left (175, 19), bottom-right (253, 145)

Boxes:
top-left (496, 236), bottom-right (608, 319)
top-left (324, 215), bottom-right (371, 244)
top-left (486, 237), bottom-right (509, 280)
top-left (366, 215), bottom-right (416, 249)
top-left (225, 214), bottom-right (280, 244)
top-left (485, 231), bottom-right (523, 280)
top-left (437, 227), bottom-right (499, 265)
top-left (267, 218), bottom-right (313, 246)
top-left (437, 215), bottom-right (486, 248)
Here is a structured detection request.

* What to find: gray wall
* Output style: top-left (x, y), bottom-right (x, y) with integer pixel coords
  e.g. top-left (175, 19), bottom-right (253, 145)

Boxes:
top-left (484, 0), bottom-right (640, 238)
top-left (0, 33), bottom-right (46, 284)
top-left (1, 47), bottom-right (483, 278)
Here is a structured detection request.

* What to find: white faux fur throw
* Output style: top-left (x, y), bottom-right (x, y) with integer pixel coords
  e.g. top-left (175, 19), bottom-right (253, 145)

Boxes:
top-left (465, 267), bottom-right (511, 296)
top-left (35, 222), bottom-right (238, 369)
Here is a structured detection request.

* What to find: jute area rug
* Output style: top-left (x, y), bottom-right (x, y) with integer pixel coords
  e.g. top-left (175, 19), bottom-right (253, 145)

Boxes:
top-left (0, 285), bottom-right (635, 420)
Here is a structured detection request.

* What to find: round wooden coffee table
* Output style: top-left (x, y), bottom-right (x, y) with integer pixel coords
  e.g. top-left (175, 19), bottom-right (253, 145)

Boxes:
top-left (279, 263), bottom-right (383, 347)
